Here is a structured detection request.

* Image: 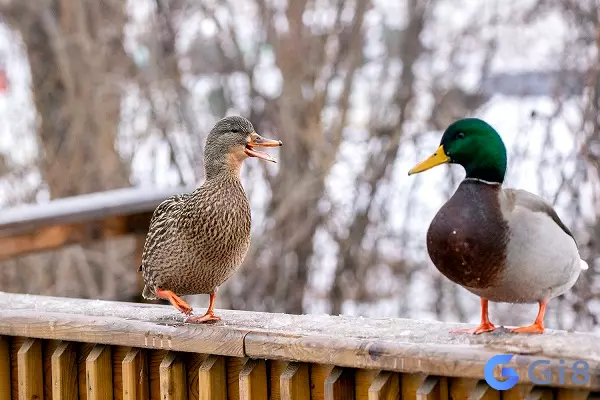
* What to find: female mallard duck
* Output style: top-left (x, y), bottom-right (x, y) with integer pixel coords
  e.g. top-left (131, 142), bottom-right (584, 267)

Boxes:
top-left (408, 118), bottom-right (587, 334)
top-left (139, 116), bottom-right (282, 323)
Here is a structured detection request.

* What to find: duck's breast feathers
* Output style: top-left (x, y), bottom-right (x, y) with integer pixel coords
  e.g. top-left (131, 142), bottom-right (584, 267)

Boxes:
top-left (500, 188), bottom-right (576, 246)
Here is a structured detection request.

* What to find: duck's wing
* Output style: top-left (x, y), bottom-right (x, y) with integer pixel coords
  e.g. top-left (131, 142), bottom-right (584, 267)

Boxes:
top-left (503, 188), bottom-right (575, 245)
top-left (138, 193), bottom-right (191, 272)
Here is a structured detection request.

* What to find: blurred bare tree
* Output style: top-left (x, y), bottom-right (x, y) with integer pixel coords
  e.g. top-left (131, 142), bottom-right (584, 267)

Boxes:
top-left (0, 0), bottom-right (597, 331)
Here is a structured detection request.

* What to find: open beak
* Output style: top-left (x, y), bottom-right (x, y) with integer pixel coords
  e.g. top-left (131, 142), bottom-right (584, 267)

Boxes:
top-left (245, 133), bottom-right (283, 163)
top-left (408, 145), bottom-right (450, 175)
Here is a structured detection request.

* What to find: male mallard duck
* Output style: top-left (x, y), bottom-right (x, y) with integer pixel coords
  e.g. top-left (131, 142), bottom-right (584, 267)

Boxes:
top-left (139, 116), bottom-right (282, 323)
top-left (408, 118), bottom-right (587, 334)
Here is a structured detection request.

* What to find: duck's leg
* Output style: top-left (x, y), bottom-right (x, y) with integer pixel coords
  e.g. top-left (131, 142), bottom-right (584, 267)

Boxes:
top-left (451, 298), bottom-right (496, 334)
top-left (185, 291), bottom-right (221, 323)
top-left (155, 288), bottom-right (193, 315)
top-left (509, 300), bottom-right (546, 334)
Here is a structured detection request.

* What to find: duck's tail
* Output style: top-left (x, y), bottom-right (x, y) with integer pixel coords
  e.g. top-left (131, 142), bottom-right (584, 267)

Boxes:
top-left (580, 259), bottom-right (589, 271)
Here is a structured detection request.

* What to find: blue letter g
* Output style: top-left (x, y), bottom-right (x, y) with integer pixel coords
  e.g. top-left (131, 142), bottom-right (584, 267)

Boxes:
top-left (484, 354), bottom-right (519, 390)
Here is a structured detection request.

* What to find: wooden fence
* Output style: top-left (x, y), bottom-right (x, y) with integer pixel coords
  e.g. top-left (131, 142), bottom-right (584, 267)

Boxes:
top-left (0, 292), bottom-right (598, 400)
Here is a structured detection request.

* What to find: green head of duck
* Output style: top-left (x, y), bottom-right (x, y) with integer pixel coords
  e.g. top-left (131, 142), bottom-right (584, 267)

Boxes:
top-left (408, 118), bottom-right (508, 184)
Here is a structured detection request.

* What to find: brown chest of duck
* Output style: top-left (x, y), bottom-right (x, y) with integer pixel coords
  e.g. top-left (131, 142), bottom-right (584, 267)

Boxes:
top-left (408, 118), bottom-right (587, 334)
top-left (139, 116), bottom-right (282, 323)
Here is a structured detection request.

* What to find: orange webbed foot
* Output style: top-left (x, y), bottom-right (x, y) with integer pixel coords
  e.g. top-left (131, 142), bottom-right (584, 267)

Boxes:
top-left (155, 288), bottom-right (193, 316)
top-left (451, 322), bottom-right (496, 335)
top-left (509, 323), bottom-right (544, 334)
top-left (185, 312), bottom-right (221, 324)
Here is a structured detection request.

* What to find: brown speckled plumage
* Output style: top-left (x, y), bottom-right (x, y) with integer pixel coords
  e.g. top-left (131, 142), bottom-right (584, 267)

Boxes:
top-left (138, 116), bottom-right (281, 320)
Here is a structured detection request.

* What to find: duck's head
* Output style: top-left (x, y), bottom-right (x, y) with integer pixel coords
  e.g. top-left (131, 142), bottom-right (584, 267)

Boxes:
top-left (205, 116), bottom-right (282, 177)
top-left (408, 118), bottom-right (507, 183)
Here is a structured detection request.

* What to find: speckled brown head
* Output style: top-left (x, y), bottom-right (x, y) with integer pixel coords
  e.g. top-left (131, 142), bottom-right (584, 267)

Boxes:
top-left (204, 116), bottom-right (282, 178)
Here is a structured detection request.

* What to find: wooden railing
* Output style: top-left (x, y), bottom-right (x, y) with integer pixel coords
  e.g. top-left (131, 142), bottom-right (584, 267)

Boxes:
top-left (0, 292), bottom-right (598, 399)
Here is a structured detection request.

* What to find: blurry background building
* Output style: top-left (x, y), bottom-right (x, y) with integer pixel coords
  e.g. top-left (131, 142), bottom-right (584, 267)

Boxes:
top-left (0, 0), bottom-right (598, 331)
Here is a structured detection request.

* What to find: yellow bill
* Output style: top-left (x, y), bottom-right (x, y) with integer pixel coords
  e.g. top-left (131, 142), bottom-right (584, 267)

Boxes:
top-left (408, 145), bottom-right (450, 175)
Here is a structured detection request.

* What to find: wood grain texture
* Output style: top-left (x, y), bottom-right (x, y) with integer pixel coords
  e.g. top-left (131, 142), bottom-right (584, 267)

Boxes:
top-left (51, 342), bottom-right (78, 400)
top-left (112, 346), bottom-right (129, 400)
top-left (368, 371), bottom-right (399, 400)
top-left (324, 366), bottom-right (355, 400)
top-left (227, 357), bottom-right (246, 400)
top-left (198, 355), bottom-right (227, 400)
top-left (239, 359), bottom-right (267, 400)
top-left (43, 339), bottom-right (61, 400)
top-left (450, 378), bottom-right (498, 400)
top-left (557, 390), bottom-right (591, 400)
top-left (310, 364), bottom-right (335, 400)
top-left (122, 348), bottom-right (148, 400)
top-left (17, 338), bottom-right (43, 400)
top-left (86, 344), bottom-right (113, 400)
top-left (415, 376), bottom-right (448, 400)
top-left (11, 337), bottom-right (27, 400)
top-left (182, 353), bottom-right (206, 400)
top-left (149, 350), bottom-right (168, 400)
top-left (279, 362), bottom-right (310, 400)
top-left (0, 336), bottom-right (10, 400)
top-left (159, 352), bottom-right (187, 400)
top-left (0, 293), bottom-right (600, 391)
top-left (355, 369), bottom-right (380, 399)
top-left (269, 360), bottom-right (288, 400)
top-left (78, 343), bottom-right (95, 400)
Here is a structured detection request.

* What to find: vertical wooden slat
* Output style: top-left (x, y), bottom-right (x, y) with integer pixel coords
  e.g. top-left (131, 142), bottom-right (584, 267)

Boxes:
top-left (43, 340), bottom-right (61, 400)
top-left (557, 390), bottom-right (590, 400)
top-left (122, 348), bottom-right (148, 400)
top-left (86, 344), bottom-right (113, 400)
top-left (270, 361), bottom-right (288, 400)
top-left (78, 343), bottom-right (95, 400)
top-left (368, 371), bottom-right (399, 400)
top-left (11, 337), bottom-right (27, 400)
top-left (239, 359), bottom-right (267, 400)
top-left (324, 367), bottom-right (355, 400)
top-left (526, 389), bottom-right (554, 400)
top-left (183, 353), bottom-right (207, 400)
top-left (356, 369), bottom-right (380, 399)
top-left (311, 364), bottom-right (335, 400)
top-left (227, 357), bottom-right (246, 400)
top-left (280, 362), bottom-right (310, 400)
top-left (159, 352), bottom-right (187, 400)
top-left (450, 378), bottom-right (498, 400)
top-left (17, 338), bottom-right (43, 400)
top-left (199, 355), bottom-right (227, 400)
top-left (149, 350), bottom-right (168, 400)
top-left (51, 342), bottom-right (78, 400)
top-left (416, 376), bottom-right (448, 400)
top-left (0, 336), bottom-right (11, 400)
top-left (112, 346), bottom-right (129, 400)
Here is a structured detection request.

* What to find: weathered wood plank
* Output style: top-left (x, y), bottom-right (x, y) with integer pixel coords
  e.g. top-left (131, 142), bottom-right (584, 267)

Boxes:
top-left (122, 348), bottom-right (149, 400)
top-left (324, 366), bottom-right (355, 400)
top-left (280, 362), bottom-right (310, 400)
top-left (159, 352), bottom-right (187, 400)
top-left (239, 359), bottom-right (268, 400)
top-left (17, 338), bottom-right (43, 400)
top-left (368, 371), bottom-right (399, 400)
top-left (415, 376), bottom-right (448, 400)
top-left (557, 390), bottom-right (590, 400)
top-left (0, 336), bottom-right (10, 400)
top-left (11, 337), bottom-right (27, 400)
top-left (86, 344), bottom-right (113, 400)
top-left (198, 355), bottom-right (227, 400)
top-left (1, 293), bottom-right (600, 391)
top-left (51, 342), bottom-right (78, 400)
top-left (78, 343), bottom-right (95, 400)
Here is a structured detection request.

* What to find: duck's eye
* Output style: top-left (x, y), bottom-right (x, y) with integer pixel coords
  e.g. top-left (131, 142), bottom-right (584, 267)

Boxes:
top-left (231, 129), bottom-right (240, 133)
top-left (456, 132), bottom-right (465, 139)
